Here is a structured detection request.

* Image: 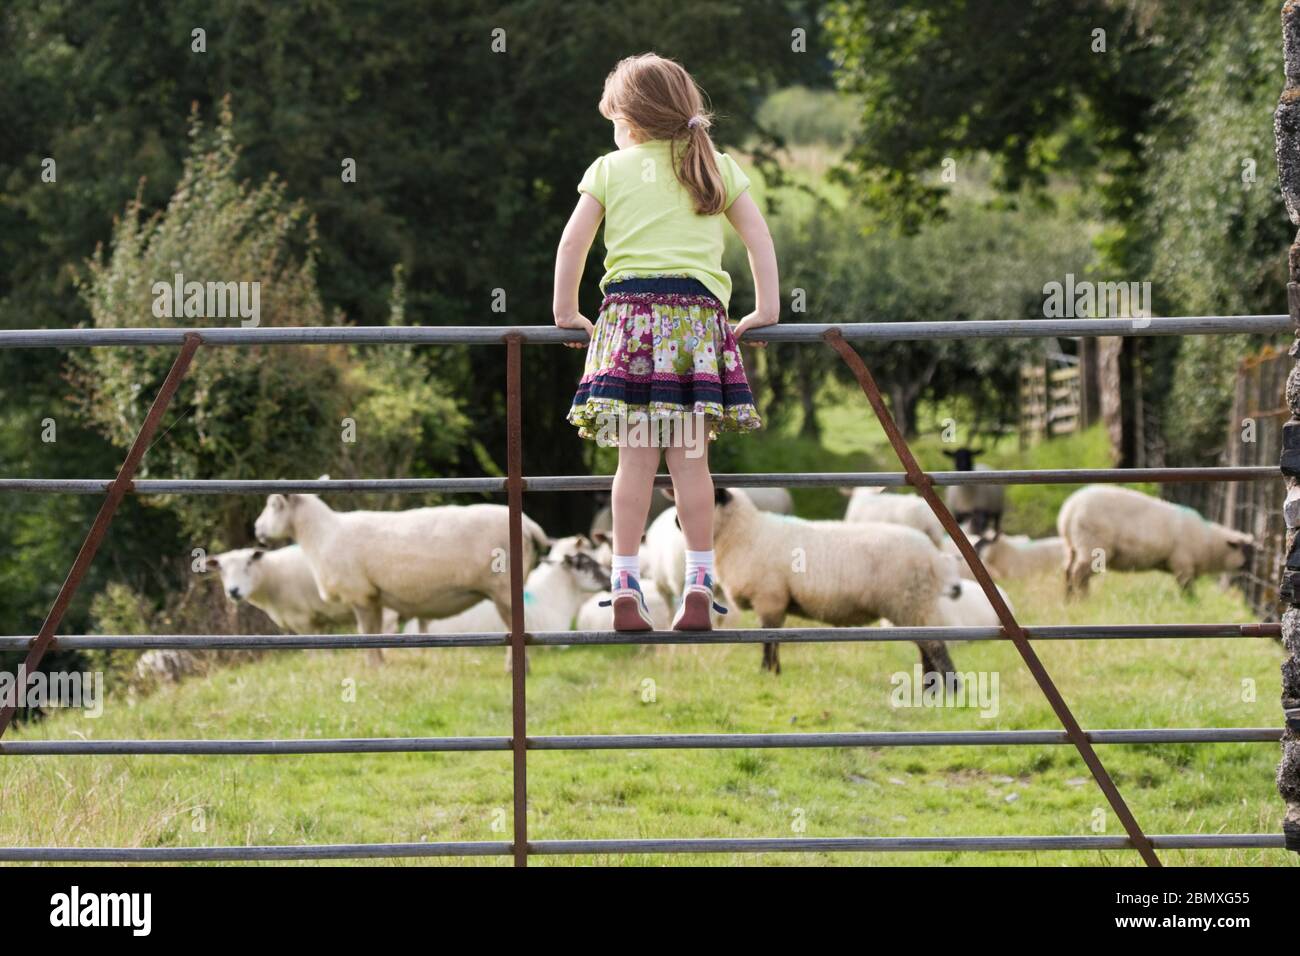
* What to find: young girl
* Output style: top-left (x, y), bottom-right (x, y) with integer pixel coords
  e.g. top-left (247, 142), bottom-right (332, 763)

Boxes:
top-left (553, 53), bottom-right (780, 632)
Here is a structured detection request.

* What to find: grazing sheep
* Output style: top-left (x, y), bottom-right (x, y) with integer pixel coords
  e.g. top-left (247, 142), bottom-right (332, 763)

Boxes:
top-left (843, 487), bottom-right (946, 546)
top-left (253, 494), bottom-right (549, 667)
top-left (733, 487), bottom-right (795, 514)
top-left (973, 533), bottom-right (1066, 580)
top-left (940, 534), bottom-right (979, 580)
top-left (417, 600), bottom-right (504, 634)
top-left (942, 447), bottom-right (1005, 536)
top-left (1057, 485), bottom-right (1254, 598)
top-left (937, 580), bottom-right (1014, 628)
top-left (641, 506), bottom-right (688, 611)
top-left (205, 545), bottom-right (354, 634)
top-left (425, 534), bottom-right (608, 634)
top-left (642, 489), bottom-right (795, 612)
top-left (590, 488), bottom-right (673, 540)
top-left (711, 488), bottom-right (961, 677)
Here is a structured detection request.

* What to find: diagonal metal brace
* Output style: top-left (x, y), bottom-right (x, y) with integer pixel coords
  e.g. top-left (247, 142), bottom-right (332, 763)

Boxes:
top-left (0, 333), bottom-right (202, 739)
top-left (822, 327), bottom-right (1161, 868)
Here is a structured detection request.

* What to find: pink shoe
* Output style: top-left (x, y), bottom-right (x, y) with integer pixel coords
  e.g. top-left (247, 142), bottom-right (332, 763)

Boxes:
top-left (599, 571), bottom-right (656, 631)
top-left (672, 569), bottom-right (728, 632)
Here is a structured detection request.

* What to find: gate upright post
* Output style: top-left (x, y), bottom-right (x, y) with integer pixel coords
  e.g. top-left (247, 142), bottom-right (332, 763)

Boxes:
top-left (504, 333), bottom-right (529, 866)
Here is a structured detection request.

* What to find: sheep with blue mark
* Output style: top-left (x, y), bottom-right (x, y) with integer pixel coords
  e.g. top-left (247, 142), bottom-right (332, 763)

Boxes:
top-left (1057, 485), bottom-right (1254, 598)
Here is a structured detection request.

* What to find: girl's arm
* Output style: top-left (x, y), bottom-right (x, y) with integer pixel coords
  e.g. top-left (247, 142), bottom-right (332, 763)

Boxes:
top-left (553, 193), bottom-right (605, 348)
top-left (725, 192), bottom-right (780, 342)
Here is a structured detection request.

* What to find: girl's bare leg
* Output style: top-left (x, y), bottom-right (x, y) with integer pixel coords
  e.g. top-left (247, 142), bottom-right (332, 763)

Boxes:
top-left (611, 440), bottom-right (662, 558)
top-left (664, 415), bottom-right (713, 551)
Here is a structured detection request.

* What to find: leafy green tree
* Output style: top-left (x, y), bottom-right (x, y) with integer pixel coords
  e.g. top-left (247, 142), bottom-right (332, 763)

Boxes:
top-left (824, 0), bottom-right (1290, 464)
top-left (69, 104), bottom-right (350, 547)
top-left (1137, 6), bottom-right (1291, 465)
top-left (731, 184), bottom-right (1095, 438)
top-left (70, 106), bottom-right (468, 547)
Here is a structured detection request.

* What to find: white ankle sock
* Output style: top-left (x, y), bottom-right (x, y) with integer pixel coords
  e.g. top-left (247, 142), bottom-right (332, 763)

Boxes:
top-left (611, 553), bottom-right (640, 589)
top-left (684, 549), bottom-right (714, 585)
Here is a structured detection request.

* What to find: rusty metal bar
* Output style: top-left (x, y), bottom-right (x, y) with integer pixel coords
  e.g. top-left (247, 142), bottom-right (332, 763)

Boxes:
top-left (823, 328), bottom-right (1162, 867)
top-left (0, 621), bottom-right (1278, 652)
top-left (0, 465), bottom-right (1278, 495)
top-left (0, 333), bottom-right (202, 740)
top-left (0, 314), bottom-right (1289, 348)
top-left (0, 727), bottom-right (1277, 755)
top-left (504, 332), bottom-right (529, 868)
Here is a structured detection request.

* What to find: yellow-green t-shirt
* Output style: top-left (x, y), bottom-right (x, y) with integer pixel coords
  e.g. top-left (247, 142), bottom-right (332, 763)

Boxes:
top-left (577, 140), bottom-right (751, 310)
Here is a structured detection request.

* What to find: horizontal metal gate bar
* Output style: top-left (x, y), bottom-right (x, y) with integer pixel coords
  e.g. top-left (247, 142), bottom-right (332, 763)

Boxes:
top-left (0, 622), bottom-right (1275, 651)
top-left (0, 314), bottom-right (1288, 348)
top-left (0, 728), bottom-right (1278, 755)
top-left (0, 832), bottom-right (1283, 862)
top-left (0, 466), bottom-right (1279, 495)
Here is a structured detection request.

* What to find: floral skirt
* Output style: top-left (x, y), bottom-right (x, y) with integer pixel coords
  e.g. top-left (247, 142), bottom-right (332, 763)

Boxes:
top-left (567, 277), bottom-right (762, 444)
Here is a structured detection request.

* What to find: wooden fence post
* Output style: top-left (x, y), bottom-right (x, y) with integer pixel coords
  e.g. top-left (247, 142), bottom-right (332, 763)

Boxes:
top-left (1272, 0), bottom-right (1300, 853)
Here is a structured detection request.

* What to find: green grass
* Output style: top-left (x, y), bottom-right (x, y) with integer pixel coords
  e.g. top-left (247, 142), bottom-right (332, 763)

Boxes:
top-left (0, 568), bottom-right (1290, 867)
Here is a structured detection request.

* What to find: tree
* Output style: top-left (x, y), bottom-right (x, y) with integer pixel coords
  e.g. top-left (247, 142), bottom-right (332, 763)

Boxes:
top-left (70, 104), bottom-right (467, 548)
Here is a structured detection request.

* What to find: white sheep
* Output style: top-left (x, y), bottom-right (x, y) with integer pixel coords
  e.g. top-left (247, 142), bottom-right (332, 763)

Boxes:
top-left (1057, 485), bottom-right (1254, 598)
top-left (940, 534), bottom-right (978, 580)
top-left (590, 488), bottom-right (673, 539)
top-left (711, 488), bottom-right (962, 677)
top-left (418, 599), bottom-right (507, 634)
top-left (205, 545), bottom-right (354, 634)
top-left (641, 489), bottom-right (795, 614)
top-left (253, 494), bottom-right (549, 667)
top-left (734, 487), bottom-right (795, 514)
top-left (843, 487), bottom-right (946, 546)
top-left (973, 533), bottom-right (1066, 580)
top-left (937, 579), bottom-right (1014, 627)
top-left (422, 535), bottom-right (610, 639)
top-left (641, 506), bottom-right (687, 611)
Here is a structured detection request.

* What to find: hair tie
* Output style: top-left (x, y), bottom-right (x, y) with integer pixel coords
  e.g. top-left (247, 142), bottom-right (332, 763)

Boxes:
top-left (686, 115), bottom-right (704, 130)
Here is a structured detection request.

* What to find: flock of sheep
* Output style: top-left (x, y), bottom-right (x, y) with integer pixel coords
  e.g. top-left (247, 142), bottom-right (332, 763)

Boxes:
top-left (200, 467), bottom-right (1255, 678)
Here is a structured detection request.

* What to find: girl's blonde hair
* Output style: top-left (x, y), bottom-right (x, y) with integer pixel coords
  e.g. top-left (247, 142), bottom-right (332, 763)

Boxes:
top-left (598, 53), bottom-right (726, 215)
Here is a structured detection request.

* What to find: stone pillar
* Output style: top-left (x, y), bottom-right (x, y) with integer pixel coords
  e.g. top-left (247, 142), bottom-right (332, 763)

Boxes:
top-left (1272, 0), bottom-right (1300, 854)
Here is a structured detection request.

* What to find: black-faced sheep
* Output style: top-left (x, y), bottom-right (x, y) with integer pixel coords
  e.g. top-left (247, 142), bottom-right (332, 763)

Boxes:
top-left (942, 447), bottom-right (1004, 536)
top-left (711, 488), bottom-right (961, 677)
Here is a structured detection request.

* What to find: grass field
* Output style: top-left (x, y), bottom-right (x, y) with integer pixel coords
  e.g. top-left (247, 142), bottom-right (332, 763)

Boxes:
top-left (0, 566), bottom-right (1290, 867)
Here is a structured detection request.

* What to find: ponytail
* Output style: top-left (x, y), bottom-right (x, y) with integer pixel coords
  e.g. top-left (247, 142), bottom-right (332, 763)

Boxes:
top-left (674, 115), bottom-right (726, 216)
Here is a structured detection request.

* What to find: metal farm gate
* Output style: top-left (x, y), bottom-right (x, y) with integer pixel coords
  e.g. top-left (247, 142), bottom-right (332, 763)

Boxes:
top-left (0, 315), bottom-right (1292, 867)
